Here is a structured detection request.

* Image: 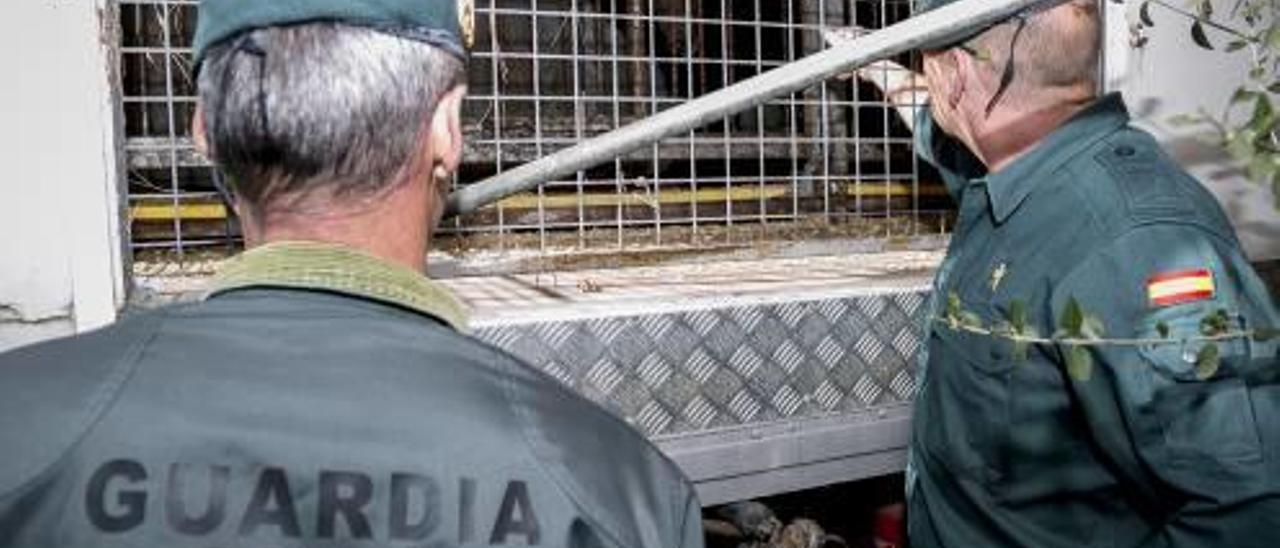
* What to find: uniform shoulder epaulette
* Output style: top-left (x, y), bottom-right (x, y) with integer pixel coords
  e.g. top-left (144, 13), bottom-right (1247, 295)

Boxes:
top-left (1092, 132), bottom-right (1195, 221)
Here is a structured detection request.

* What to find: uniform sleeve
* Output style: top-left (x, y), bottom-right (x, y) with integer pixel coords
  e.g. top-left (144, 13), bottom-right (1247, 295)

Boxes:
top-left (675, 489), bottom-right (705, 548)
top-left (1050, 223), bottom-right (1280, 546)
top-left (913, 107), bottom-right (986, 203)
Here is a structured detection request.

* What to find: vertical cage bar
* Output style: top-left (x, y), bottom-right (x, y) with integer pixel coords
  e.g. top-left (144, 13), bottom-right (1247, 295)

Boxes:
top-left (572, 0), bottom-right (587, 248)
top-left (611, 0), bottom-right (624, 249)
top-left (720, 0), bottom-right (731, 237)
top-left (488, 1), bottom-right (507, 250)
top-left (755, 0), bottom-right (767, 230)
top-left (685, 0), bottom-right (699, 239)
top-left (532, 0), bottom-right (548, 251)
top-left (648, 0), bottom-right (662, 245)
top-left (161, 3), bottom-right (184, 258)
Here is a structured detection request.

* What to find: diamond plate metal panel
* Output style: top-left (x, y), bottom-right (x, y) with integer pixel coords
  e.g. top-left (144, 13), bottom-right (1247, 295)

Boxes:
top-left (471, 289), bottom-right (930, 437)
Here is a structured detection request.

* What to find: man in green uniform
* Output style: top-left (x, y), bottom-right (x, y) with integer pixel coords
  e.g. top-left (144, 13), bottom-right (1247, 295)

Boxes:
top-left (0, 2), bottom-right (703, 547)
top-left (904, 0), bottom-right (1280, 546)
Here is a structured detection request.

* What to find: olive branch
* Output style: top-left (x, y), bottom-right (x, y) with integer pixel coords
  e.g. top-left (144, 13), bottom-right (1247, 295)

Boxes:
top-left (1129, 0), bottom-right (1280, 208)
top-left (935, 292), bottom-right (1279, 381)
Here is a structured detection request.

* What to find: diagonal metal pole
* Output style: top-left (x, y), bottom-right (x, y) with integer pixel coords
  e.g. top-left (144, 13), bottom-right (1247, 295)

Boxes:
top-left (445, 0), bottom-right (1062, 217)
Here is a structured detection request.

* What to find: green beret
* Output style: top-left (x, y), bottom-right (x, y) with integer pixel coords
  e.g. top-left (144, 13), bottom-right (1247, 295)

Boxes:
top-left (193, 0), bottom-right (475, 66)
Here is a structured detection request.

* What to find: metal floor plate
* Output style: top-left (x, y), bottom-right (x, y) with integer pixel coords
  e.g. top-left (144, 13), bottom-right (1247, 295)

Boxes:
top-left (445, 251), bottom-right (940, 503)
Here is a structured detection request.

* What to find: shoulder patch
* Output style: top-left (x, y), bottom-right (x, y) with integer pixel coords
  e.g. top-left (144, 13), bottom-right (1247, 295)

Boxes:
top-left (1147, 269), bottom-right (1215, 307)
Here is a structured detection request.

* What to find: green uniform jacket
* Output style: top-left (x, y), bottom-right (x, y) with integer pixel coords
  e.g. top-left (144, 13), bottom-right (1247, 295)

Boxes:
top-left (0, 242), bottom-right (703, 548)
top-left (907, 94), bottom-right (1280, 547)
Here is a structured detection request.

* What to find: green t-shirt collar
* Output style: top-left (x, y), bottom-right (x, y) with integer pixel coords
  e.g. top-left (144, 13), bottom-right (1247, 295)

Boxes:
top-left (206, 241), bottom-right (467, 331)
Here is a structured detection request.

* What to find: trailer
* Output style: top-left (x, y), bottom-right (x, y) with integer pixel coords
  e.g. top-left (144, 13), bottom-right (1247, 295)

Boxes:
top-left (118, 0), bottom-right (958, 503)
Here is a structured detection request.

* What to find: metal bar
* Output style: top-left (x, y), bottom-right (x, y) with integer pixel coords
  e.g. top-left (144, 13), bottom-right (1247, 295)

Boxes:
top-left (787, 0), bottom-right (800, 223)
top-left (446, 0), bottom-right (1057, 217)
top-left (648, 0), bottom-right (662, 245)
top-left (755, 0), bottom-right (766, 230)
top-left (720, 0), bottom-right (731, 237)
top-left (571, 0), bottom-right (586, 248)
top-left (611, 0), bottom-right (624, 249)
top-left (820, 1), bottom-right (831, 224)
top-left (487, 0), bottom-right (507, 250)
top-left (685, 0), bottom-right (699, 239)
top-left (532, 0), bottom-right (547, 251)
top-left (160, 3), bottom-right (184, 256)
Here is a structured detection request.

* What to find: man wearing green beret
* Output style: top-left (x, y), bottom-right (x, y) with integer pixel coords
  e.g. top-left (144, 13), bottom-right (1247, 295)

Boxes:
top-left (896, 0), bottom-right (1280, 546)
top-left (0, 2), bottom-right (704, 547)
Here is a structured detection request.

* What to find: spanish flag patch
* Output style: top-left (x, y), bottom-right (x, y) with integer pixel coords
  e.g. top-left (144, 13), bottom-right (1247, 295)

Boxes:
top-left (1147, 269), bottom-right (1216, 307)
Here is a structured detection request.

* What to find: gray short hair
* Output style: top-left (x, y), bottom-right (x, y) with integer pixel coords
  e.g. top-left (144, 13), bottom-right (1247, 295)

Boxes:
top-left (198, 23), bottom-right (465, 209)
top-left (968, 0), bottom-right (1099, 105)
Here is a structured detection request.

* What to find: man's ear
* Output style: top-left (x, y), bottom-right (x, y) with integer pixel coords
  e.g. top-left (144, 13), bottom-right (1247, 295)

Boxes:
top-left (429, 85), bottom-right (467, 180)
top-left (192, 103), bottom-right (210, 159)
top-left (947, 49), bottom-right (970, 108)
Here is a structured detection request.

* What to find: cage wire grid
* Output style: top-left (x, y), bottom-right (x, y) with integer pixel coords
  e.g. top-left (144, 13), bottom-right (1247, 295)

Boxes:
top-left (118, 0), bottom-right (951, 268)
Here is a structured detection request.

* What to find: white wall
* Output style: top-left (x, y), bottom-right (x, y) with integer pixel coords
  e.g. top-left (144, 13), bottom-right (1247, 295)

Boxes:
top-left (1105, 0), bottom-right (1280, 261)
top-left (0, 0), bottom-right (125, 352)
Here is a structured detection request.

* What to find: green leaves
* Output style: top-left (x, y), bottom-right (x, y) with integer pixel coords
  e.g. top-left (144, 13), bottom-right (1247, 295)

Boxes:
top-left (1059, 297), bottom-right (1104, 382)
top-left (1059, 298), bottom-right (1084, 337)
top-left (1139, 1), bottom-right (1155, 27)
top-left (1009, 299), bottom-right (1028, 334)
top-left (1200, 308), bottom-right (1232, 336)
top-left (1066, 346), bottom-right (1094, 382)
top-left (1194, 0), bottom-right (1214, 19)
top-left (946, 291), bottom-right (963, 329)
top-left (1137, 0), bottom-right (1280, 211)
top-left (1221, 87), bottom-right (1280, 190)
top-left (1231, 87), bottom-right (1261, 105)
top-left (960, 311), bottom-right (985, 329)
top-left (1264, 24), bottom-right (1280, 51)
top-left (931, 294), bottom-right (1272, 384)
top-left (944, 290), bottom-right (983, 331)
top-left (1191, 21), bottom-right (1215, 50)
top-left (1005, 299), bottom-right (1033, 364)
top-left (1167, 113), bottom-right (1206, 127)
top-left (1081, 314), bottom-right (1107, 340)
top-left (1249, 93), bottom-right (1274, 129)
top-left (1058, 297), bottom-right (1106, 340)
top-left (1195, 343), bottom-right (1221, 379)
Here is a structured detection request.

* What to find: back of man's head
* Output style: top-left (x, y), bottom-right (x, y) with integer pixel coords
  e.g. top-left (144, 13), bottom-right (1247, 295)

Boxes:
top-left (198, 25), bottom-right (463, 212)
top-left (192, 0), bottom-right (472, 217)
top-left (968, 0), bottom-right (1100, 108)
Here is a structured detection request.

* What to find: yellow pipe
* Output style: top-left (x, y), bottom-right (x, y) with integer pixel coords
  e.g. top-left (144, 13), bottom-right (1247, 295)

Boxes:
top-left (130, 182), bottom-right (945, 222)
top-left (131, 202), bottom-right (228, 221)
top-left (492, 182), bottom-right (945, 210)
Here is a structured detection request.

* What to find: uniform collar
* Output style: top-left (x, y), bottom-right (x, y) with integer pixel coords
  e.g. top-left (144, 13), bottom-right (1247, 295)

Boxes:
top-left (206, 241), bottom-right (468, 331)
top-left (984, 93), bottom-right (1131, 223)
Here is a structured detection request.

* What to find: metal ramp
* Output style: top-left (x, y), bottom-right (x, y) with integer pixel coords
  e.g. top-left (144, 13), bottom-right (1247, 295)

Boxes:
top-left (444, 250), bottom-right (938, 504)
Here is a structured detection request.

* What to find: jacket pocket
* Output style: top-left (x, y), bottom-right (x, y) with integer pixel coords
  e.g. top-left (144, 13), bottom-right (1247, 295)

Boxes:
top-left (920, 323), bottom-right (1013, 484)
top-left (1138, 313), bottom-right (1262, 465)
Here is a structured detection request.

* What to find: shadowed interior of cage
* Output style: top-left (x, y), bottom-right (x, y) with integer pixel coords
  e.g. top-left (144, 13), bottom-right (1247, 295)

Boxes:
top-left (119, 0), bottom-right (952, 270)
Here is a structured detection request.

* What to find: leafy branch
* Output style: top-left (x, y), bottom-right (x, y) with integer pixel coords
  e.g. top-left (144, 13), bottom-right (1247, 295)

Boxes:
top-left (1132, 0), bottom-right (1280, 207)
top-left (938, 292), bottom-right (1278, 381)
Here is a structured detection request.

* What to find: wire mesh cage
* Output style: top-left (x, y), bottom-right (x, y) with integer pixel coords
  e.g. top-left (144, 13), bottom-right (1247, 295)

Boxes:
top-left (118, 0), bottom-right (952, 274)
